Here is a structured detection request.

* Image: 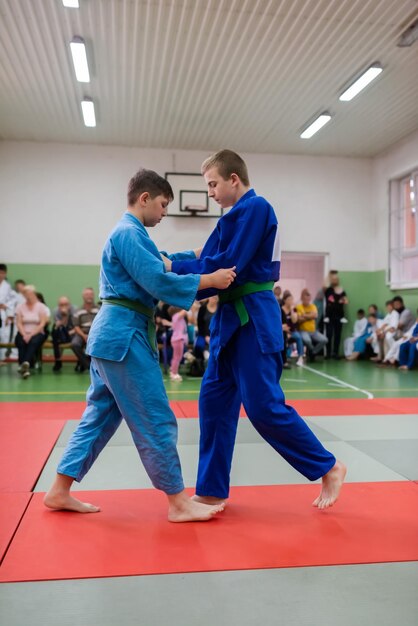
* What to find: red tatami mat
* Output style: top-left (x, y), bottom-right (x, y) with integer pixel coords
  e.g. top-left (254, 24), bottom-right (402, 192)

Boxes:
top-left (0, 493), bottom-right (32, 561)
top-left (0, 402), bottom-right (86, 421)
top-left (372, 397), bottom-right (418, 414)
top-left (175, 398), bottom-right (417, 418)
top-left (0, 420), bottom-right (65, 492)
top-left (0, 401), bottom-right (185, 420)
top-left (1, 482), bottom-right (417, 582)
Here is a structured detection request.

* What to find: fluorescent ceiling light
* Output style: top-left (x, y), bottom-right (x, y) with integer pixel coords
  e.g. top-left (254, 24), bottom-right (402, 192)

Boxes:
top-left (70, 37), bottom-right (90, 82)
top-left (397, 20), bottom-right (418, 47)
top-left (300, 113), bottom-right (332, 139)
top-left (62, 0), bottom-right (79, 7)
top-left (339, 64), bottom-right (382, 102)
top-left (81, 99), bottom-right (96, 127)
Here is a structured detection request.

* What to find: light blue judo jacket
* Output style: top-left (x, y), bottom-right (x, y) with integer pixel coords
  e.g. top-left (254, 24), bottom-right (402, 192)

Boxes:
top-left (87, 212), bottom-right (200, 362)
top-left (171, 189), bottom-right (283, 358)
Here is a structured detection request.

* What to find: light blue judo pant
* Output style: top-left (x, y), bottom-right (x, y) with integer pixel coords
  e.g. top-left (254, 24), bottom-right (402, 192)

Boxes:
top-left (196, 321), bottom-right (336, 499)
top-left (57, 331), bottom-right (184, 495)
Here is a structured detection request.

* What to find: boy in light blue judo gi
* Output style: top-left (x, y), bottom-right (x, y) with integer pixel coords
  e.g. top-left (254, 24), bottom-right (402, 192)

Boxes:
top-left (44, 169), bottom-right (236, 522)
top-left (165, 150), bottom-right (347, 510)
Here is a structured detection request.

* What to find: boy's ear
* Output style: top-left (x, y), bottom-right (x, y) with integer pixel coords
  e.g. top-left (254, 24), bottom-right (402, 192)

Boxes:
top-left (138, 191), bottom-right (150, 205)
top-left (230, 173), bottom-right (240, 186)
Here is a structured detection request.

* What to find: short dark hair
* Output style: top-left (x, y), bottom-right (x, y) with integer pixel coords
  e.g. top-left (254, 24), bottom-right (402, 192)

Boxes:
top-left (385, 299), bottom-right (393, 306)
top-left (329, 270), bottom-right (339, 275)
top-left (357, 308), bottom-right (365, 315)
top-left (392, 296), bottom-right (404, 305)
top-left (368, 313), bottom-right (377, 320)
top-left (0, 264), bottom-right (7, 272)
top-left (15, 279), bottom-right (25, 285)
top-left (369, 304), bottom-right (378, 312)
top-left (201, 150), bottom-right (250, 186)
top-left (127, 169), bottom-right (173, 206)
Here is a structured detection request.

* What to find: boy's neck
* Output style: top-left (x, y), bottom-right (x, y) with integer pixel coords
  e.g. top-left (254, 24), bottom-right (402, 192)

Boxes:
top-left (127, 207), bottom-right (144, 224)
top-left (234, 185), bottom-right (251, 205)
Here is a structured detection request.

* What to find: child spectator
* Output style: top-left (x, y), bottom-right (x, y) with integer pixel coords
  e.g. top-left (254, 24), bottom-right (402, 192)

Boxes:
top-left (187, 301), bottom-right (200, 344)
top-left (398, 311), bottom-right (418, 371)
top-left (346, 313), bottom-right (383, 361)
top-left (344, 309), bottom-right (368, 358)
top-left (168, 307), bottom-right (189, 381)
top-left (15, 285), bottom-right (49, 378)
top-left (296, 289), bottom-right (328, 361)
top-left (381, 322), bottom-right (417, 366)
top-left (372, 300), bottom-right (399, 362)
top-left (0, 263), bottom-right (15, 358)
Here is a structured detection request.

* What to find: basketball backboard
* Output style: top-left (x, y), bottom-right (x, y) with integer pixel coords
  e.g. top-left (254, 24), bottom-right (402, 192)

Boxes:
top-left (165, 172), bottom-right (223, 218)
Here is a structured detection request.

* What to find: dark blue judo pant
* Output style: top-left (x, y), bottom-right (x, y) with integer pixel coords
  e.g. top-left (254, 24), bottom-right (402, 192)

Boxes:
top-left (196, 321), bottom-right (336, 499)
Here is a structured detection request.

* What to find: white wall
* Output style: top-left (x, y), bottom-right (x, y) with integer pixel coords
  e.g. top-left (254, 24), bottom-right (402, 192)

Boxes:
top-left (372, 129), bottom-right (418, 269)
top-left (0, 140), bottom-right (374, 270)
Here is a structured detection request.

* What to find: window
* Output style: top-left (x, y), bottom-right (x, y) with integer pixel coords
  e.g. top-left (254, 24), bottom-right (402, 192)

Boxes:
top-left (389, 169), bottom-right (418, 289)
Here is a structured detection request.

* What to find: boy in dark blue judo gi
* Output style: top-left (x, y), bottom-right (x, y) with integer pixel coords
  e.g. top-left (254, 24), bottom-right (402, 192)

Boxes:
top-left (44, 169), bottom-right (236, 522)
top-left (165, 150), bottom-right (347, 510)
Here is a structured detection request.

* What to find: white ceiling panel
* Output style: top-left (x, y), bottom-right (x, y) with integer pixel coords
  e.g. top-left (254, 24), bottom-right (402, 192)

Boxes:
top-left (0, 0), bottom-right (417, 156)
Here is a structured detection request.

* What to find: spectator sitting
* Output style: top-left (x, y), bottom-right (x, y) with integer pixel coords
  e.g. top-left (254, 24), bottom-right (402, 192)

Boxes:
top-left (392, 296), bottom-right (415, 339)
top-left (14, 279), bottom-right (26, 306)
top-left (344, 309), bottom-right (368, 358)
top-left (368, 303), bottom-right (383, 319)
top-left (273, 285), bottom-right (282, 307)
top-left (71, 288), bottom-right (99, 372)
top-left (381, 322), bottom-right (417, 367)
top-left (15, 285), bottom-right (49, 378)
top-left (372, 300), bottom-right (399, 363)
top-left (36, 293), bottom-right (51, 335)
top-left (346, 313), bottom-right (383, 361)
top-left (281, 292), bottom-right (305, 367)
top-left (296, 288), bottom-right (328, 361)
top-left (323, 270), bottom-right (349, 359)
top-left (398, 311), bottom-right (418, 371)
top-left (52, 297), bottom-right (76, 372)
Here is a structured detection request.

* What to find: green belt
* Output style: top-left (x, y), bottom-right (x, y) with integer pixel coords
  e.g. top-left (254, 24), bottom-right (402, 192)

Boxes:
top-left (101, 298), bottom-right (157, 352)
top-left (218, 281), bottom-right (275, 326)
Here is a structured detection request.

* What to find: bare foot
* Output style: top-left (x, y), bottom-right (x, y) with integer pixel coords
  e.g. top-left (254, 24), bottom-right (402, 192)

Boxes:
top-left (312, 460), bottom-right (347, 510)
top-left (168, 497), bottom-right (225, 523)
top-left (44, 491), bottom-right (100, 513)
top-left (398, 365), bottom-right (409, 371)
top-left (192, 494), bottom-right (228, 506)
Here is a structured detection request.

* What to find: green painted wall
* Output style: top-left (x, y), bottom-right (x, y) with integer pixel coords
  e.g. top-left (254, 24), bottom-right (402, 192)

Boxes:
top-left (340, 270), bottom-right (418, 320)
top-left (6, 265), bottom-right (418, 323)
top-left (7, 264), bottom-right (101, 309)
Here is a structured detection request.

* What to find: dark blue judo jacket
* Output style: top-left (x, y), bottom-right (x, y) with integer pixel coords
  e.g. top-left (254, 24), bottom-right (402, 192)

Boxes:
top-left (172, 189), bottom-right (284, 358)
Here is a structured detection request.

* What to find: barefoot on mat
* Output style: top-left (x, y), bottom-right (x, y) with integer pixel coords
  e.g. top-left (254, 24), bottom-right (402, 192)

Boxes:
top-left (44, 491), bottom-right (100, 513)
top-left (312, 460), bottom-right (347, 510)
top-left (168, 498), bottom-right (225, 523)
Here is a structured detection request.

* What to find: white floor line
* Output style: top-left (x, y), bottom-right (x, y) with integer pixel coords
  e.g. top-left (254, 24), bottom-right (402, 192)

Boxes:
top-left (283, 378), bottom-right (308, 383)
top-left (301, 364), bottom-right (374, 400)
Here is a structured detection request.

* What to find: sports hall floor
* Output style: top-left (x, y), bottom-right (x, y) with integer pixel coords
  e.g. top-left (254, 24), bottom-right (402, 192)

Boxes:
top-left (0, 359), bottom-right (417, 626)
